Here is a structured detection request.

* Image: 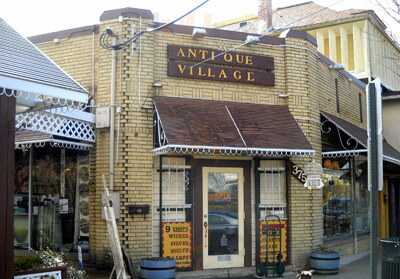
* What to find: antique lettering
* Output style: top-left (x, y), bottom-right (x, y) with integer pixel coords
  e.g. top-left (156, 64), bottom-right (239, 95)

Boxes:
top-left (167, 45), bottom-right (275, 86)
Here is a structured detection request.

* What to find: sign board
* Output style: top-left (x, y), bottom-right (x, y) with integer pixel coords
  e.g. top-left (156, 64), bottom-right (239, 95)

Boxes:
top-left (162, 222), bottom-right (192, 269)
top-left (259, 220), bottom-right (288, 263)
top-left (167, 45), bottom-right (274, 86)
top-left (14, 270), bottom-right (62, 279)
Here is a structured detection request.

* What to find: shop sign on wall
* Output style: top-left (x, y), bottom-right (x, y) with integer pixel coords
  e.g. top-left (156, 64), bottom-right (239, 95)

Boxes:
top-left (162, 222), bottom-right (192, 269)
top-left (259, 220), bottom-right (288, 263)
top-left (167, 45), bottom-right (275, 86)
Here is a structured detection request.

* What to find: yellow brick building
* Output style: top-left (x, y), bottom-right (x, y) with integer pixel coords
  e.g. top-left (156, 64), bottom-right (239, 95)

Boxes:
top-left (29, 7), bottom-right (400, 273)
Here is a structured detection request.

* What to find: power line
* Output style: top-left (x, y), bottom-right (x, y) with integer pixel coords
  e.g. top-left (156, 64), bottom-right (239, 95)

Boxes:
top-left (100, 0), bottom-right (210, 50)
top-left (191, 0), bottom-right (346, 69)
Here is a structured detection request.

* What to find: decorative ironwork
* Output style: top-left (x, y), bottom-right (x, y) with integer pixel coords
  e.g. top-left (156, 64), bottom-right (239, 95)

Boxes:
top-left (320, 117), bottom-right (360, 151)
top-left (154, 145), bottom-right (314, 158)
top-left (154, 108), bottom-right (168, 148)
top-left (16, 111), bottom-right (95, 142)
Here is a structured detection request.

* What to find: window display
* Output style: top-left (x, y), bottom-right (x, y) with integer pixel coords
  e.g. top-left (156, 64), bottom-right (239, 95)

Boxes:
top-left (14, 147), bottom-right (90, 252)
top-left (322, 157), bottom-right (369, 240)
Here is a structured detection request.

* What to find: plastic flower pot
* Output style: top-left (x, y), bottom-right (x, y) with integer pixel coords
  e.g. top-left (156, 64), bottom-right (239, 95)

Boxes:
top-left (140, 257), bottom-right (176, 279)
top-left (309, 250), bottom-right (340, 274)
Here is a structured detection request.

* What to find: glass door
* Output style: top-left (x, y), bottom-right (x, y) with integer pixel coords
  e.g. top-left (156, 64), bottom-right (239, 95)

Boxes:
top-left (202, 167), bottom-right (244, 269)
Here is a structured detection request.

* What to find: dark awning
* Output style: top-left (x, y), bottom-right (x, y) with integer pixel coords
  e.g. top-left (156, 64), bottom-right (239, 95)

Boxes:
top-left (321, 112), bottom-right (400, 165)
top-left (153, 96), bottom-right (314, 157)
top-left (15, 130), bottom-right (92, 150)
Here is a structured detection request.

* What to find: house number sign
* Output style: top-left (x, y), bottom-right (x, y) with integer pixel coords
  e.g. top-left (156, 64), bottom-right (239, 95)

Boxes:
top-left (167, 45), bottom-right (275, 86)
top-left (289, 161), bottom-right (307, 184)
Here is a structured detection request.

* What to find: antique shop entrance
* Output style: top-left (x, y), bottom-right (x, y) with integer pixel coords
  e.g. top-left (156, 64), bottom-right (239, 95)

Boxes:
top-left (202, 167), bottom-right (244, 269)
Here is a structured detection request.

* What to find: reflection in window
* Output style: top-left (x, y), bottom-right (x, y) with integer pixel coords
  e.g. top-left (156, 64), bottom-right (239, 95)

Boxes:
top-left (322, 157), bottom-right (369, 240)
top-left (208, 172), bottom-right (239, 255)
top-left (322, 159), bottom-right (352, 239)
top-left (354, 157), bottom-right (369, 234)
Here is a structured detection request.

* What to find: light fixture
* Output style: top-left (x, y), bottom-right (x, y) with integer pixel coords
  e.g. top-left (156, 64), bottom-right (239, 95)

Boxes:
top-left (152, 80), bottom-right (163, 88)
top-left (192, 27), bottom-right (207, 39)
top-left (245, 35), bottom-right (260, 45)
top-left (329, 64), bottom-right (345, 70)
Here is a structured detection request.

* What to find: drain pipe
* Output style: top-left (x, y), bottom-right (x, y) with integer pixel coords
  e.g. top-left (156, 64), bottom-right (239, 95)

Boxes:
top-left (109, 37), bottom-right (117, 190)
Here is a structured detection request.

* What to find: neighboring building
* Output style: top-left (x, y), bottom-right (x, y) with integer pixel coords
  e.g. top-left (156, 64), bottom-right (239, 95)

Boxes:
top-left (0, 17), bottom-right (94, 277)
top-left (28, 7), bottom-right (400, 274)
top-left (215, 0), bottom-right (400, 241)
top-left (215, 1), bottom-right (400, 92)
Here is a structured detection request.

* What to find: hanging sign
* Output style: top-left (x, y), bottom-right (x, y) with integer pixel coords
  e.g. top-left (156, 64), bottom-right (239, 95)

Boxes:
top-left (167, 45), bottom-right (275, 86)
top-left (259, 220), bottom-right (288, 263)
top-left (162, 222), bottom-right (192, 269)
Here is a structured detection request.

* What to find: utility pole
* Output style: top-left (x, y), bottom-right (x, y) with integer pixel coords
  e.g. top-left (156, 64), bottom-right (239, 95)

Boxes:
top-left (367, 79), bottom-right (383, 279)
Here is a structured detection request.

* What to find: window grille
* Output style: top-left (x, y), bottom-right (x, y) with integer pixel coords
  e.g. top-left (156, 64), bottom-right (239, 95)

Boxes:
top-left (258, 160), bottom-right (287, 219)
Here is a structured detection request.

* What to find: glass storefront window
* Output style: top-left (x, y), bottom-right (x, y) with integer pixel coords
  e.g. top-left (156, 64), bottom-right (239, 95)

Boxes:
top-left (354, 156), bottom-right (369, 235)
top-left (14, 147), bottom-right (88, 252)
top-left (322, 159), bottom-right (352, 240)
top-left (322, 157), bottom-right (370, 240)
top-left (14, 150), bottom-right (30, 248)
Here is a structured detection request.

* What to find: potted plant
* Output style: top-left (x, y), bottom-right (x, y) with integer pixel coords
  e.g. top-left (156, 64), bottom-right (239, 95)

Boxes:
top-left (14, 249), bottom-right (87, 279)
top-left (309, 245), bottom-right (340, 274)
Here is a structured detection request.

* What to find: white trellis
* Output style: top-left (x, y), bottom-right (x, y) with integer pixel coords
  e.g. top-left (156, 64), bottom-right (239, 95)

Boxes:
top-left (16, 111), bottom-right (95, 142)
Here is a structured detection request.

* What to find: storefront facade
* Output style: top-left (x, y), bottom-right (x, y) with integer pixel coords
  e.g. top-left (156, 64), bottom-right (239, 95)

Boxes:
top-left (28, 7), bottom-right (400, 271)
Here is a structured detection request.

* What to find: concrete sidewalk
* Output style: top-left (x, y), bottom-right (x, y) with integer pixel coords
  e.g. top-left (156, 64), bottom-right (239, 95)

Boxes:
top-left (88, 256), bottom-right (371, 279)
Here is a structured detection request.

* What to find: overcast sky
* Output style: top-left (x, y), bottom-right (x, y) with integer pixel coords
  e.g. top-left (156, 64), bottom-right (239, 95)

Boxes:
top-left (1, 0), bottom-right (400, 40)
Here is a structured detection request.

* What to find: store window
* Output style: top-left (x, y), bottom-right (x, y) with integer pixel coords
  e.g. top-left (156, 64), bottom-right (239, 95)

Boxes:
top-left (354, 156), bottom-right (369, 234)
top-left (14, 147), bottom-right (89, 252)
top-left (322, 157), bottom-right (369, 240)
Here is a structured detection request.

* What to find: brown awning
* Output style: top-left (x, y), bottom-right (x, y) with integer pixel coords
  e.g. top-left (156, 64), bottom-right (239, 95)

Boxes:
top-left (15, 130), bottom-right (92, 150)
top-left (321, 112), bottom-right (400, 165)
top-left (153, 96), bottom-right (314, 157)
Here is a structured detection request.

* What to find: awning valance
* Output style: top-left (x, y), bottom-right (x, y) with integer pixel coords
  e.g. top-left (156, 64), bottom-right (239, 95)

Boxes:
top-left (15, 130), bottom-right (92, 151)
top-left (0, 18), bottom-right (89, 109)
top-left (321, 112), bottom-right (400, 165)
top-left (153, 96), bottom-right (314, 157)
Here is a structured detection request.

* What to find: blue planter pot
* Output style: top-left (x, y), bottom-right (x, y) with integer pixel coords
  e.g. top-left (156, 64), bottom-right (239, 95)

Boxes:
top-left (140, 257), bottom-right (176, 279)
top-left (309, 250), bottom-right (340, 274)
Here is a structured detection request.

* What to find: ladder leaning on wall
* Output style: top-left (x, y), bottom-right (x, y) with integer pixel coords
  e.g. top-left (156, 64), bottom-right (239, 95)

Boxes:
top-left (102, 176), bottom-right (130, 279)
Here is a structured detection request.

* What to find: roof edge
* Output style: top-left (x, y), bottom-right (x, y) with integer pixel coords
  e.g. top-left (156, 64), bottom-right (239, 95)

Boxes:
top-left (100, 7), bottom-right (154, 22)
top-left (29, 25), bottom-right (99, 44)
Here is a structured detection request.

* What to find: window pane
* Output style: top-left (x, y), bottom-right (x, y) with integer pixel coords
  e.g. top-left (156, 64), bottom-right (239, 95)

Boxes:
top-left (322, 159), bottom-right (352, 240)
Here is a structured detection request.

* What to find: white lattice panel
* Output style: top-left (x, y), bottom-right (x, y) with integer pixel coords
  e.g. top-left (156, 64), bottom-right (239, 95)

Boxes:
top-left (16, 111), bottom-right (95, 142)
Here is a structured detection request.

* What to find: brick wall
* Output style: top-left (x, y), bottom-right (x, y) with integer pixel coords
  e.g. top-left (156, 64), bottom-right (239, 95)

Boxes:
top-left (33, 10), bottom-right (366, 269)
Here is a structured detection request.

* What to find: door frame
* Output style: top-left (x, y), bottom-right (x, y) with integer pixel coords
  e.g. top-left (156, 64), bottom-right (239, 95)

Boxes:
top-left (202, 167), bottom-right (244, 269)
top-left (192, 159), bottom-right (252, 270)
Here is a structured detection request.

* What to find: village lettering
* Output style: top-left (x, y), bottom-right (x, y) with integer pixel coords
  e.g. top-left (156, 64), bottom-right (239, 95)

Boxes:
top-left (167, 45), bottom-right (275, 86)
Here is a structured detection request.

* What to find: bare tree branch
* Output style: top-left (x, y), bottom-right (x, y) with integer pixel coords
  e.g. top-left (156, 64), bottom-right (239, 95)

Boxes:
top-left (375, 0), bottom-right (400, 23)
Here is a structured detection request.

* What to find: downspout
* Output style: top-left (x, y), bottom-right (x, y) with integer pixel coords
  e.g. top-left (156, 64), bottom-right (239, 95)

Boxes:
top-left (91, 30), bottom-right (96, 99)
top-left (109, 37), bottom-right (117, 191)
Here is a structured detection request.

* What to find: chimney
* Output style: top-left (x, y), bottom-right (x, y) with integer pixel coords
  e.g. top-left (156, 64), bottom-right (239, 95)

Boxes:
top-left (258, 0), bottom-right (273, 29)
